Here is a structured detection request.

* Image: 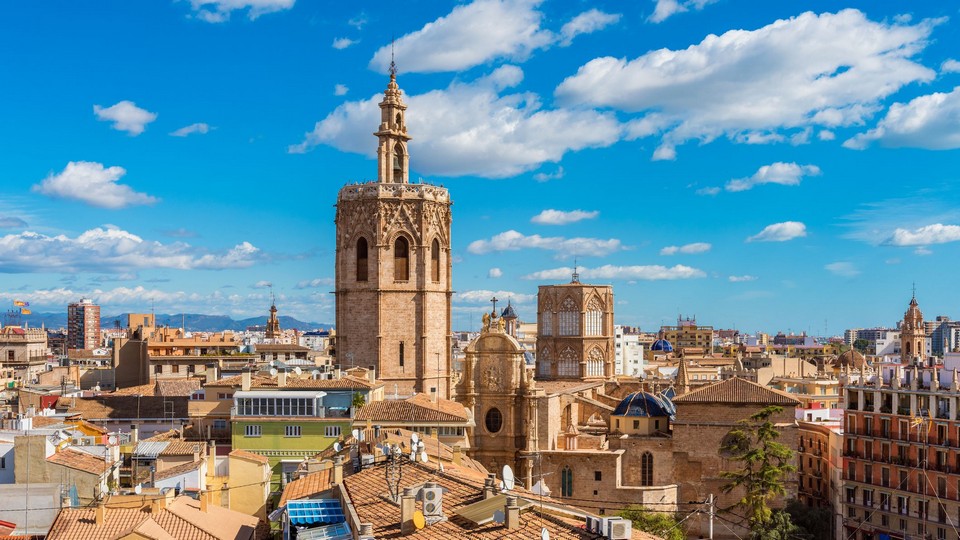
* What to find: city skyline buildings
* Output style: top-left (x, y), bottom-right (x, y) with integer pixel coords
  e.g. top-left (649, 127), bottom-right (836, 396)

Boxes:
top-left (2, 1), bottom-right (960, 334)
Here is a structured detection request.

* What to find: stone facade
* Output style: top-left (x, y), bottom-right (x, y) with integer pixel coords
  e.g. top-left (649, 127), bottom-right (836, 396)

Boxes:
top-left (334, 73), bottom-right (453, 399)
top-left (536, 281), bottom-right (615, 380)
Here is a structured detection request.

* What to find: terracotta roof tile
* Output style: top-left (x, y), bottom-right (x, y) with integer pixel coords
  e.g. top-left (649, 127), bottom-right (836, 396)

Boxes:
top-left (156, 378), bottom-right (203, 397)
top-left (159, 440), bottom-right (205, 456)
top-left (673, 377), bottom-right (801, 405)
top-left (153, 459), bottom-right (204, 482)
top-left (47, 448), bottom-right (109, 475)
top-left (229, 449), bottom-right (269, 465)
top-left (279, 468), bottom-right (333, 506)
top-left (355, 395), bottom-right (469, 423)
top-left (206, 373), bottom-right (381, 390)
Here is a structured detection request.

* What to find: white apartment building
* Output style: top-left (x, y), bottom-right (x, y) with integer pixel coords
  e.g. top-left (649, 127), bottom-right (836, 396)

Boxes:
top-left (614, 325), bottom-right (643, 376)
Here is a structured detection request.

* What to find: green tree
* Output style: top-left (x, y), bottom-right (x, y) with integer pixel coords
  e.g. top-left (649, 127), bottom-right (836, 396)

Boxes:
top-left (785, 499), bottom-right (831, 540)
top-left (352, 392), bottom-right (366, 408)
top-left (617, 506), bottom-right (685, 540)
top-left (853, 338), bottom-right (871, 353)
top-left (719, 405), bottom-right (797, 537)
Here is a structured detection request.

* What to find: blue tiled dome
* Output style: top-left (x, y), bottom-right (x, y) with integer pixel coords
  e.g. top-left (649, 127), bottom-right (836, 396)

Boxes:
top-left (501, 303), bottom-right (518, 319)
top-left (612, 392), bottom-right (676, 419)
top-left (650, 339), bottom-right (673, 352)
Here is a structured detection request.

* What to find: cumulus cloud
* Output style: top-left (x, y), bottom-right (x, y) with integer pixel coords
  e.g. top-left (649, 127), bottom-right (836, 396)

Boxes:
top-left (369, 0), bottom-right (554, 74)
top-left (0, 217), bottom-right (27, 229)
top-left (883, 224), bottom-right (960, 246)
top-left (170, 123), bottom-right (211, 137)
top-left (942, 59), bottom-right (960, 73)
top-left (825, 261), bottom-right (860, 277)
top-left (695, 186), bottom-right (720, 196)
top-left (533, 167), bottom-right (564, 182)
top-left (557, 10), bottom-right (938, 159)
top-left (914, 246), bottom-right (932, 256)
top-left (93, 101), bottom-right (157, 135)
top-left (332, 37), bottom-right (357, 49)
top-left (559, 9), bottom-right (621, 46)
top-left (334, 84), bottom-right (349, 96)
top-left (729, 275), bottom-right (758, 282)
top-left (467, 230), bottom-right (622, 258)
top-left (524, 264), bottom-right (705, 281)
top-left (188, 0), bottom-right (294, 22)
top-left (32, 161), bottom-right (158, 209)
top-left (724, 162), bottom-right (821, 192)
top-left (252, 280), bottom-right (272, 289)
top-left (290, 66), bottom-right (621, 177)
top-left (747, 221), bottom-right (807, 242)
top-left (295, 277), bottom-right (334, 289)
top-left (844, 86), bottom-right (960, 150)
top-left (530, 209), bottom-right (599, 225)
top-left (488, 267), bottom-right (503, 278)
top-left (648, 0), bottom-right (717, 23)
top-left (660, 242), bottom-right (711, 255)
top-left (0, 226), bottom-right (260, 273)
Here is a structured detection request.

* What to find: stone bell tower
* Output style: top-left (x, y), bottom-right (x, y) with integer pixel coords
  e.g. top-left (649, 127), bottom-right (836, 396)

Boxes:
top-left (334, 67), bottom-right (453, 399)
top-left (901, 292), bottom-right (926, 363)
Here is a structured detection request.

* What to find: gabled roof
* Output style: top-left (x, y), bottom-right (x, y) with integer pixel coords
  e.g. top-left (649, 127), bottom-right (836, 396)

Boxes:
top-left (47, 448), bottom-right (109, 476)
top-left (672, 376), bottom-right (800, 405)
top-left (206, 373), bottom-right (381, 390)
top-left (153, 459), bottom-right (204, 482)
top-left (229, 449), bottom-right (269, 465)
top-left (355, 394), bottom-right (469, 423)
top-left (279, 469), bottom-right (333, 506)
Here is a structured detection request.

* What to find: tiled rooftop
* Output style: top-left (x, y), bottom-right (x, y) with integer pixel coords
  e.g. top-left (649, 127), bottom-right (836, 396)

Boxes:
top-left (279, 468), bottom-right (333, 506)
top-left (153, 459), bottom-right (204, 482)
top-left (229, 449), bottom-right (269, 465)
top-left (47, 448), bottom-right (109, 476)
top-left (206, 373), bottom-right (381, 390)
top-left (355, 395), bottom-right (469, 423)
top-left (673, 376), bottom-right (801, 405)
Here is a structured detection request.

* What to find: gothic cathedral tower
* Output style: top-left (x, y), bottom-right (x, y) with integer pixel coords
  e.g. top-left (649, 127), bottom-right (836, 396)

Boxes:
top-left (334, 70), bottom-right (453, 399)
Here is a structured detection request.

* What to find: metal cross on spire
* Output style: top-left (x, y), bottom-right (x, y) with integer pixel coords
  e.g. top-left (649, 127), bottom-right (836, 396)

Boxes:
top-left (490, 296), bottom-right (499, 316)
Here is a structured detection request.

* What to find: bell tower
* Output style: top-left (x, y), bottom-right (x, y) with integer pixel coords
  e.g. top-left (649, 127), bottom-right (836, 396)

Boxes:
top-left (901, 291), bottom-right (926, 363)
top-left (334, 70), bottom-right (453, 399)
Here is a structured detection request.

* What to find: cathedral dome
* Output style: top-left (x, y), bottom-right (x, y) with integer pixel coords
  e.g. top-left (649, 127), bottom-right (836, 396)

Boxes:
top-left (650, 339), bottom-right (673, 352)
top-left (501, 302), bottom-right (518, 320)
top-left (835, 349), bottom-right (866, 369)
top-left (612, 391), bottom-right (676, 419)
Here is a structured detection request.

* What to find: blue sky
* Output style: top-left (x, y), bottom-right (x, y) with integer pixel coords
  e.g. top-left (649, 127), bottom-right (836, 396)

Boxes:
top-left (1, 0), bottom-right (959, 334)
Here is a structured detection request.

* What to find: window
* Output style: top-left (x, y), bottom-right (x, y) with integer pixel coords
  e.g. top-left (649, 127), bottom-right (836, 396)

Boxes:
top-left (325, 426), bottom-right (342, 437)
top-left (558, 297), bottom-right (579, 336)
top-left (540, 309), bottom-right (553, 336)
top-left (557, 347), bottom-right (579, 378)
top-left (633, 420), bottom-right (639, 430)
top-left (640, 452), bottom-right (653, 486)
top-left (285, 425), bottom-right (302, 438)
top-left (538, 348), bottom-right (551, 377)
top-left (431, 239), bottom-right (440, 282)
top-left (244, 425), bottom-right (262, 437)
top-left (561, 466), bottom-right (573, 497)
top-left (394, 237), bottom-right (409, 281)
top-left (586, 347), bottom-right (604, 377)
top-left (594, 471), bottom-right (602, 481)
top-left (218, 393), bottom-right (230, 400)
top-left (213, 420), bottom-right (227, 430)
top-left (399, 341), bottom-right (405, 368)
top-left (585, 298), bottom-right (603, 336)
top-left (356, 237), bottom-right (368, 281)
top-left (0, 457), bottom-right (5, 469)
top-left (393, 142), bottom-right (404, 179)
top-left (485, 408), bottom-right (503, 433)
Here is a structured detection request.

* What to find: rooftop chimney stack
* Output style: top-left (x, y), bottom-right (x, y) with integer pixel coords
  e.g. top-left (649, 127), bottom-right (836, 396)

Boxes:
top-left (278, 368), bottom-right (287, 387)
top-left (452, 445), bottom-right (462, 466)
top-left (130, 424), bottom-right (139, 444)
top-left (241, 369), bottom-right (252, 391)
top-left (95, 501), bottom-right (106, 525)
top-left (400, 486), bottom-right (417, 535)
top-left (359, 523), bottom-right (375, 540)
top-left (333, 455), bottom-right (344, 485)
top-left (505, 495), bottom-right (520, 530)
top-left (483, 474), bottom-right (496, 499)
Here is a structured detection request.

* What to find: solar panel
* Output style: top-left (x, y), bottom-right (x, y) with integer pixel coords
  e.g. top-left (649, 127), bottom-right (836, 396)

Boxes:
top-left (287, 499), bottom-right (347, 526)
top-left (294, 522), bottom-right (352, 540)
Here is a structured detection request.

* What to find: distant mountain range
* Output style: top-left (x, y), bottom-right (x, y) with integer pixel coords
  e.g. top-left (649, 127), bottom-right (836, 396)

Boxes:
top-left (8, 312), bottom-right (332, 333)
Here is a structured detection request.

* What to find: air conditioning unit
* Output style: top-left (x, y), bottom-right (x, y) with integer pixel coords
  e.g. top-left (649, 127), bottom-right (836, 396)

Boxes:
top-left (422, 484), bottom-right (444, 517)
top-left (585, 516), bottom-right (602, 534)
top-left (607, 518), bottom-right (632, 540)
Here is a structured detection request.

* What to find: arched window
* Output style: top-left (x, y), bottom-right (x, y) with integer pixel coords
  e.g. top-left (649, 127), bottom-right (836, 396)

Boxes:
top-left (431, 239), bottom-right (440, 282)
top-left (585, 297), bottom-right (603, 336)
top-left (356, 237), bottom-right (368, 282)
top-left (558, 347), bottom-right (579, 378)
top-left (394, 236), bottom-right (409, 281)
top-left (641, 452), bottom-right (653, 486)
top-left (485, 408), bottom-right (503, 433)
top-left (393, 143), bottom-right (404, 180)
top-left (561, 466), bottom-right (573, 497)
top-left (538, 348), bottom-right (551, 377)
top-left (558, 297), bottom-right (579, 336)
top-left (395, 112), bottom-right (402, 128)
top-left (587, 347), bottom-right (604, 377)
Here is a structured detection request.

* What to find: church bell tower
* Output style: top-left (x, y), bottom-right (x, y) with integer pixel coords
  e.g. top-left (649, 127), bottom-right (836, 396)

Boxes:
top-left (334, 68), bottom-right (453, 399)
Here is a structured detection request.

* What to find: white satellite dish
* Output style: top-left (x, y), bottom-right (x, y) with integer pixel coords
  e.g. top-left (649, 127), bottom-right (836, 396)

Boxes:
top-left (417, 441), bottom-right (425, 452)
top-left (269, 367), bottom-right (278, 376)
top-left (294, 367), bottom-right (302, 375)
top-left (134, 484), bottom-right (142, 495)
top-left (420, 451), bottom-right (429, 463)
top-left (107, 435), bottom-right (117, 446)
top-left (411, 433), bottom-right (419, 445)
top-left (541, 527), bottom-right (550, 540)
top-left (352, 429), bottom-right (360, 440)
top-left (269, 360), bottom-right (275, 367)
top-left (502, 465), bottom-right (516, 491)
top-left (333, 442), bottom-right (342, 452)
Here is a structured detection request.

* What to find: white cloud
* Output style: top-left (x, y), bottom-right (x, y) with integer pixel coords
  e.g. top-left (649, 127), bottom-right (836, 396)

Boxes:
top-left (93, 101), bottom-right (157, 135)
top-left (369, 0), bottom-right (554, 74)
top-left (557, 10), bottom-right (938, 159)
top-left (724, 162), bottom-right (821, 192)
top-left (252, 280), bottom-right (272, 289)
top-left (649, 0), bottom-right (717, 23)
top-left (455, 289), bottom-right (536, 304)
top-left (170, 123), bottom-right (211, 137)
top-left (747, 221), bottom-right (807, 242)
top-left (291, 66), bottom-right (621, 177)
top-left (188, 0), bottom-right (294, 22)
top-left (0, 217), bottom-right (27, 228)
top-left (348, 12), bottom-right (367, 29)
top-left (818, 130), bottom-right (836, 141)
top-left (530, 209), bottom-right (599, 225)
top-left (942, 59), bottom-right (960, 74)
top-left (488, 267), bottom-right (503, 278)
top-left (660, 242), bottom-right (711, 255)
top-left (334, 84), bottom-right (349, 96)
top-left (729, 275), bottom-right (758, 282)
top-left (533, 166), bottom-right (564, 182)
top-left (295, 277), bottom-right (334, 289)
top-left (559, 9), bottom-right (621, 46)
top-left (695, 186), bottom-right (720, 196)
top-left (825, 261), bottom-right (860, 277)
top-left (33, 161), bottom-right (158, 209)
top-left (914, 246), bottom-right (933, 256)
top-left (884, 224), bottom-right (960, 246)
top-left (0, 226), bottom-right (260, 273)
top-left (844, 86), bottom-right (960, 150)
top-left (332, 37), bottom-right (357, 49)
top-left (524, 264), bottom-right (705, 281)
top-left (467, 230), bottom-right (622, 258)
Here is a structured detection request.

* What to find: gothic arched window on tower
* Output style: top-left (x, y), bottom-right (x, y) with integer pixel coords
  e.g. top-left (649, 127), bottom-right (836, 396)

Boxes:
top-left (356, 237), bottom-right (368, 282)
top-left (640, 452), bottom-right (653, 486)
top-left (538, 348), bottom-right (551, 377)
top-left (585, 298), bottom-right (603, 336)
top-left (558, 297), bottom-right (579, 336)
top-left (558, 347), bottom-right (579, 378)
top-left (431, 239), bottom-right (440, 283)
top-left (587, 347), bottom-right (604, 377)
top-left (395, 112), bottom-right (402, 129)
top-left (393, 143), bottom-right (404, 180)
top-left (394, 236), bottom-right (409, 281)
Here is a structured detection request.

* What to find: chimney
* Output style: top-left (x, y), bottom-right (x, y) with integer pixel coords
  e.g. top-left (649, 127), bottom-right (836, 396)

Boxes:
top-left (241, 369), bottom-right (252, 392)
top-left (333, 455), bottom-right (344, 485)
top-left (152, 488), bottom-right (174, 514)
top-left (400, 487), bottom-right (417, 535)
top-left (200, 490), bottom-right (209, 512)
top-left (206, 363), bottom-right (220, 383)
top-left (95, 501), bottom-right (106, 525)
top-left (505, 495), bottom-right (520, 530)
top-left (130, 424), bottom-right (139, 444)
top-left (359, 523), bottom-right (375, 540)
top-left (278, 369), bottom-right (287, 387)
top-left (367, 365), bottom-right (376, 384)
top-left (452, 445), bottom-right (462, 466)
top-left (483, 474), bottom-right (496, 500)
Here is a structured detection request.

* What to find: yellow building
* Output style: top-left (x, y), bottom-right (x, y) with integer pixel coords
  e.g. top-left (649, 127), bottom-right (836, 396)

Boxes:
top-left (227, 449), bottom-right (271, 520)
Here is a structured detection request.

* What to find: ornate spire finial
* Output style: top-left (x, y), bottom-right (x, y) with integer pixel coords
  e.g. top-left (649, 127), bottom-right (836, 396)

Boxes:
top-left (571, 257), bottom-right (580, 283)
top-left (389, 38), bottom-right (397, 79)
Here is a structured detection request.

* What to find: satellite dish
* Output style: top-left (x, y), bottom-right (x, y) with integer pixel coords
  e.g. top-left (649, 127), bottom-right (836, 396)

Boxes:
top-left (413, 510), bottom-right (426, 530)
top-left (134, 484), bottom-right (142, 495)
top-left (294, 367), bottom-right (302, 375)
top-left (107, 435), bottom-right (117, 446)
top-left (411, 433), bottom-right (419, 445)
top-left (269, 360), bottom-right (275, 367)
top-left (502, 465), bottom-right (515, 491)
top-left (492, 510), bottom-right (505, 524)
top-left (93, 385), bottom-right (101, 392)
top-left (541, 527), bottom-right (550, 540)
top-left (333, 442), bottom-right (342, 452)
top-left (269, 368), bottom-right (278, 376)
top-left (420, 450), bottom-right (429, 463)
top-left (417, 441), bottom-right (425, 452)
top-left (352, 429), bottom-right (360, 440)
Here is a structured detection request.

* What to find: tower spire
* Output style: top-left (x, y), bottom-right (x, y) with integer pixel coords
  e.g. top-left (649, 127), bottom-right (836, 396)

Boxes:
top-left (375, 55), bottom-right (411, 184)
